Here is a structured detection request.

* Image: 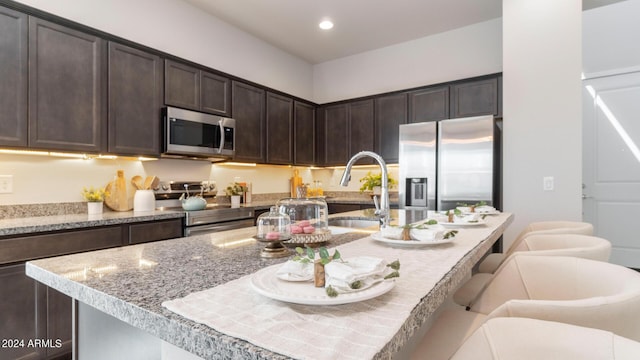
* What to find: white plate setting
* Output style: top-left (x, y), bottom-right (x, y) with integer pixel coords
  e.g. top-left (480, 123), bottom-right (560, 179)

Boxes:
top-left (438, 219), bottom-right (486, 227)
top-left (370, 231), bottom-right (455, 246)
top-left (250, 266), bottom-right (395, 305)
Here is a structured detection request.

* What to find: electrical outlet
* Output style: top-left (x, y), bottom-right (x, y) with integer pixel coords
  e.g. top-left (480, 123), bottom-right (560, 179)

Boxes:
top-left (0, 175), bottom-right (13, 194)
top-left (543, 176), bottom-right (554, 191)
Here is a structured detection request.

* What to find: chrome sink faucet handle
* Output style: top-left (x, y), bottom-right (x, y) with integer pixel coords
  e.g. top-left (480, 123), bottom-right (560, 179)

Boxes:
top-left (339, 151), bottom-right (390, 228)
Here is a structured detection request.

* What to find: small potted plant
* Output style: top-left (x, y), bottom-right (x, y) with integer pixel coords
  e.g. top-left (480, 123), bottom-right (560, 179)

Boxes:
top-left (225, 182), bottom-right (247, 208)
top-left (359, 171), bottom-right (397, 195)
top-left (81, 186), bottom-right (108, 215)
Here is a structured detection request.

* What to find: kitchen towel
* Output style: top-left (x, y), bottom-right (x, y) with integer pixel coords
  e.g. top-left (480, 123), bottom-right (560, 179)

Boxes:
top-left (163, 214), bottom-right (510, 360)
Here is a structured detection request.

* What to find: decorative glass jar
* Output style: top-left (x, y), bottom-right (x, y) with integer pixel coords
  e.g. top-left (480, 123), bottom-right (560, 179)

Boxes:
top-left (255, 206), bottom-right (291, 258)
top-left (256, 206), bottom-right (291, 241)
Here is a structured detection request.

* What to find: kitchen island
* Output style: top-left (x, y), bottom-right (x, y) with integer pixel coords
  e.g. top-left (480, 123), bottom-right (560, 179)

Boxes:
top-left (26, 210), bottom-right (513, 359)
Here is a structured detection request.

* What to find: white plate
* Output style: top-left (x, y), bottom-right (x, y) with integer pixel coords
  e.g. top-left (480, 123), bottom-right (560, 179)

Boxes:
top-left (250, 266), bottom-right (395, 305)
top-left (439, 220), bottom-right (486, 227)
top-left (462, 210), bottom-right (500, 215)
top-left (370, 231), bottom-right (454, 246)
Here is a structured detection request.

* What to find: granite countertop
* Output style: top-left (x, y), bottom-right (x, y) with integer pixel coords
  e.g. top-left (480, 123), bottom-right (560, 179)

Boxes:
top-left (27, 227), bottom-right (372, 360)
top-left (0, 195), bottom-right (393, 237)
top-left (0, 210), bottom-right (185, 237)
top-left (26, 210), bottom-right (514, 360)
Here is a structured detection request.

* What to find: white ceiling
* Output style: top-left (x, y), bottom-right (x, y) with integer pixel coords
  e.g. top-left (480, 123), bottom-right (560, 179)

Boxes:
top-left (181, 0), bottom-right (625, 64)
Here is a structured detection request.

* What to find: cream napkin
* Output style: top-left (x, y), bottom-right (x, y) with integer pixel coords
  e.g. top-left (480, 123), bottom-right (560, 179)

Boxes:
top-left (409, 227), bottom-right (445, 241)
top-left (275, 260), bottom-right (314, 281)
top-left (455, 213), bottom-right (480, 223)
top-left (475, 205), bottom-right (497, 213)
top-left (324, 256), bottom-right (388, 293)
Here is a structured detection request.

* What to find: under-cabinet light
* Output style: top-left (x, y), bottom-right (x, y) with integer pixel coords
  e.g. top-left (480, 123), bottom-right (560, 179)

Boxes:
top-left (0, 149), bottom-right (49, 156)
top-left (216, 162), bottom-right (257, 167)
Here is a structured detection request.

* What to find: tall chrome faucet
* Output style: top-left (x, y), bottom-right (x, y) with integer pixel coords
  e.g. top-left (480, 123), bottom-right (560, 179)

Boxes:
top-left (339, 151), bottom-right (390, 228)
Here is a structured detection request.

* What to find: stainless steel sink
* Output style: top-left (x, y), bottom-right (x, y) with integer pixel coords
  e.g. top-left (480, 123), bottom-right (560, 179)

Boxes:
top-left (328, 218), bottom-right (380, 229)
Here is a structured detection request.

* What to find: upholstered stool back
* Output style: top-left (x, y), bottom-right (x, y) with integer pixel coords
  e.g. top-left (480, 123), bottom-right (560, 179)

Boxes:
top-left (478, 221), bottom-right (594, 273)
top-left (470, 255), bottom-right (640, 341)
top-left (451, 317), bottom-right (640, 360)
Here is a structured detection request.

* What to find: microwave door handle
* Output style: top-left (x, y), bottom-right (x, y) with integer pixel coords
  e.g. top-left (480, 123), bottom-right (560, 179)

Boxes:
top-left (217, 119), bottom-right (225, 154)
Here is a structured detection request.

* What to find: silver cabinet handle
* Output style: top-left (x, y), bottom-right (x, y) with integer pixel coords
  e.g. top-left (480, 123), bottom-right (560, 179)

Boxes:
top-left (582, 194), bottom-right (593, 199)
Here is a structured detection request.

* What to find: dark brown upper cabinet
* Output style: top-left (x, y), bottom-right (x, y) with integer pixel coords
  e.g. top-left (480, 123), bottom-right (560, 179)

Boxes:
top-left (164, 59), bottom-right (230, 117)
top-left (349, 99), bottom-right (375, 165)
top-left (201, 71), bottom-right (231, 116)
top-left (0, 6), bottom-right (28, 148)
top-left (320, 103), bottom-right (349, 166)
top-left (450, 77), bottom-right (499, 118)
top-left (108, 42), bottom-right (163, 156)
top-left (293, 101), bottom-right (316, 166)
top-left (319, 99), bottom-right (374, 166)
top-left (266, 92), bottom-right (294, 164)
top-left (375, 93), bottom-right (407, 163)
top-left (28, 17), bottom-right (107, 153)
top-left (164, 60), bottom-right (199, 110)
top-left (408, 85), bottom-right (449, 123)
top-left (232, 81), bottom-right (265, 163)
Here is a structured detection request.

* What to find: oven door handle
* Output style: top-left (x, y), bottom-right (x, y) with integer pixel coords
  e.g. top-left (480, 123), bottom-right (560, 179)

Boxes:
top-left (185, 219), bottom-right (254, 237)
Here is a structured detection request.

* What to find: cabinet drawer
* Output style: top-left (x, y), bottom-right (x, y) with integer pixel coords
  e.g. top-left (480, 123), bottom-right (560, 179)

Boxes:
top-left (0, 226), bottom-right (123, 265)
top-left (128, 218), bottom-right (183, 245)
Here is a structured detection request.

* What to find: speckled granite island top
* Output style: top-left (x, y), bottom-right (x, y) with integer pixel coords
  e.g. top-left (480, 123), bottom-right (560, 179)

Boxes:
top-left (26, 211), bottom-right (514, 360)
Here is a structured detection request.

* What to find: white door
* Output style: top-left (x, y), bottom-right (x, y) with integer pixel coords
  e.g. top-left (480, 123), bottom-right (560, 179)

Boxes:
top-left (583, 71), bottom-right (640, 268)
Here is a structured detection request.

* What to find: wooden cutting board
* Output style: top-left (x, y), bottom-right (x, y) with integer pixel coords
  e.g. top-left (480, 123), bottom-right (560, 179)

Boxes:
top-left (104, 171), bottom-right (135, 211)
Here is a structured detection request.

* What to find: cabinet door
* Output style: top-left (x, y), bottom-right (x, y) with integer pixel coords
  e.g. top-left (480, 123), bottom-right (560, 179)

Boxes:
top-left (28, 17), bottom-right (106, 152)
top-left (201, 71), bottom-right (231, 116)
top-left (408, 86), bottom-right (449, 123)
top-left (43, 285), bottom-right (72, 358)
top-left (232, 81), bottom-right (265, 163)
top-left (0, 263), bottom-right (45, 360)
top-left (128, 219), bottom-right (183, 244)
top-left (322, 103), bottom-right (349, 166)
top-left (375, 93), bottom-right (407, 163)
top-left (293, 101), bottom-right (315, 166)
top-left (349, 99), bottom-right (375, 165)
top-left (266, 92), bottom-right (293, 164)
top-left (108, 42), bottom-right (163, 156)
top-left (164, 59), bottom-right (200, 111)
top-left (0, 226), bottom-right (124, 265)
top-left (450, 77), bottom-right (499, 118)
top-left (0, 6), bottom-right (27, 147)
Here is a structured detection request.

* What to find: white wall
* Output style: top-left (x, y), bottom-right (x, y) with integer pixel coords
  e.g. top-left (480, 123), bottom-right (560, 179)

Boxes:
top-left (13, 0), bottom-right (314, 100)
top-left (502, 0), bottom-right (583, 247)
top-left (313, 18), bottom-right (503, 103)
top-left (583, 0), bottom-right (640, 78)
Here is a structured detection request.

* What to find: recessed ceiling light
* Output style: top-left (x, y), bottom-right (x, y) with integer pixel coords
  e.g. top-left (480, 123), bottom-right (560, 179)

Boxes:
top-left (319, 20), bottom-right (334, 30)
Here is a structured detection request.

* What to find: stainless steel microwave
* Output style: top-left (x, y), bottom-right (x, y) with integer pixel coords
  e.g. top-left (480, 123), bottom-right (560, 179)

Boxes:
top-left (162, 106), bottom-right (235, 161)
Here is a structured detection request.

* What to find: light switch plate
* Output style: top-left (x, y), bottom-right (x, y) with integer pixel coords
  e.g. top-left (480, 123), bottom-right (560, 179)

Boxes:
top-left (543, 176), bottom-right (554, 191)
top-left (0, 175), bottom-right (14, 193)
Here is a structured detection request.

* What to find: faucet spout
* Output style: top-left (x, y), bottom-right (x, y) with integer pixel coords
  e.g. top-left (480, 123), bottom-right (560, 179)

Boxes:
top-left (339, 151), bottom-right (390, 228)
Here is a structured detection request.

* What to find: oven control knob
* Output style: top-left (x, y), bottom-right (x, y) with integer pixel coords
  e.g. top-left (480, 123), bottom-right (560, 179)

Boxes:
top-left (161, 184), bottom-right (169, 191)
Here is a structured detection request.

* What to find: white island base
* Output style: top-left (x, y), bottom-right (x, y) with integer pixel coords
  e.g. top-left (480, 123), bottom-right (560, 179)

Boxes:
top-left (79, 302), bottom-right (202, 360)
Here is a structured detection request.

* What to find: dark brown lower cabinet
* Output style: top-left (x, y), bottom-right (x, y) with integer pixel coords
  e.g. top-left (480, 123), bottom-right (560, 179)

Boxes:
top-left (0, 263), bottom-right (46, 360)
top-left (328, 203), bottom-right (376, 214)
top-left (0, 218), bottom-right (182, 360)
top-left (0, 264), bottom-right (73, 360)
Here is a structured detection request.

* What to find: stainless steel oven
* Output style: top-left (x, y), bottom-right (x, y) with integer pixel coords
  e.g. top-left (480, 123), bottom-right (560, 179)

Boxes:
top-left (162, 106), bottom-right (235, 161)
top-left (154, 180), bottom-right (254, 236)
top-left (183, 207), bottom-right (254, 237)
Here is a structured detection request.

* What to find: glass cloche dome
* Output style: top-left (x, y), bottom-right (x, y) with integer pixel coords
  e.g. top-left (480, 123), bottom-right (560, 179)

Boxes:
top-left (276, 197), bottom-right (330, 245)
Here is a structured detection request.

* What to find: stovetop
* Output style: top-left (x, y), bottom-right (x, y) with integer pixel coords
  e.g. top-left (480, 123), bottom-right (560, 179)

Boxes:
top-left (153, 180), bottom-right (217, 200)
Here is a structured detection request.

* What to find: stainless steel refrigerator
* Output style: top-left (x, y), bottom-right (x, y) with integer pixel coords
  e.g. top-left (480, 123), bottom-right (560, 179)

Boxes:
top-left (399, 115), bottom-right (501, 211)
